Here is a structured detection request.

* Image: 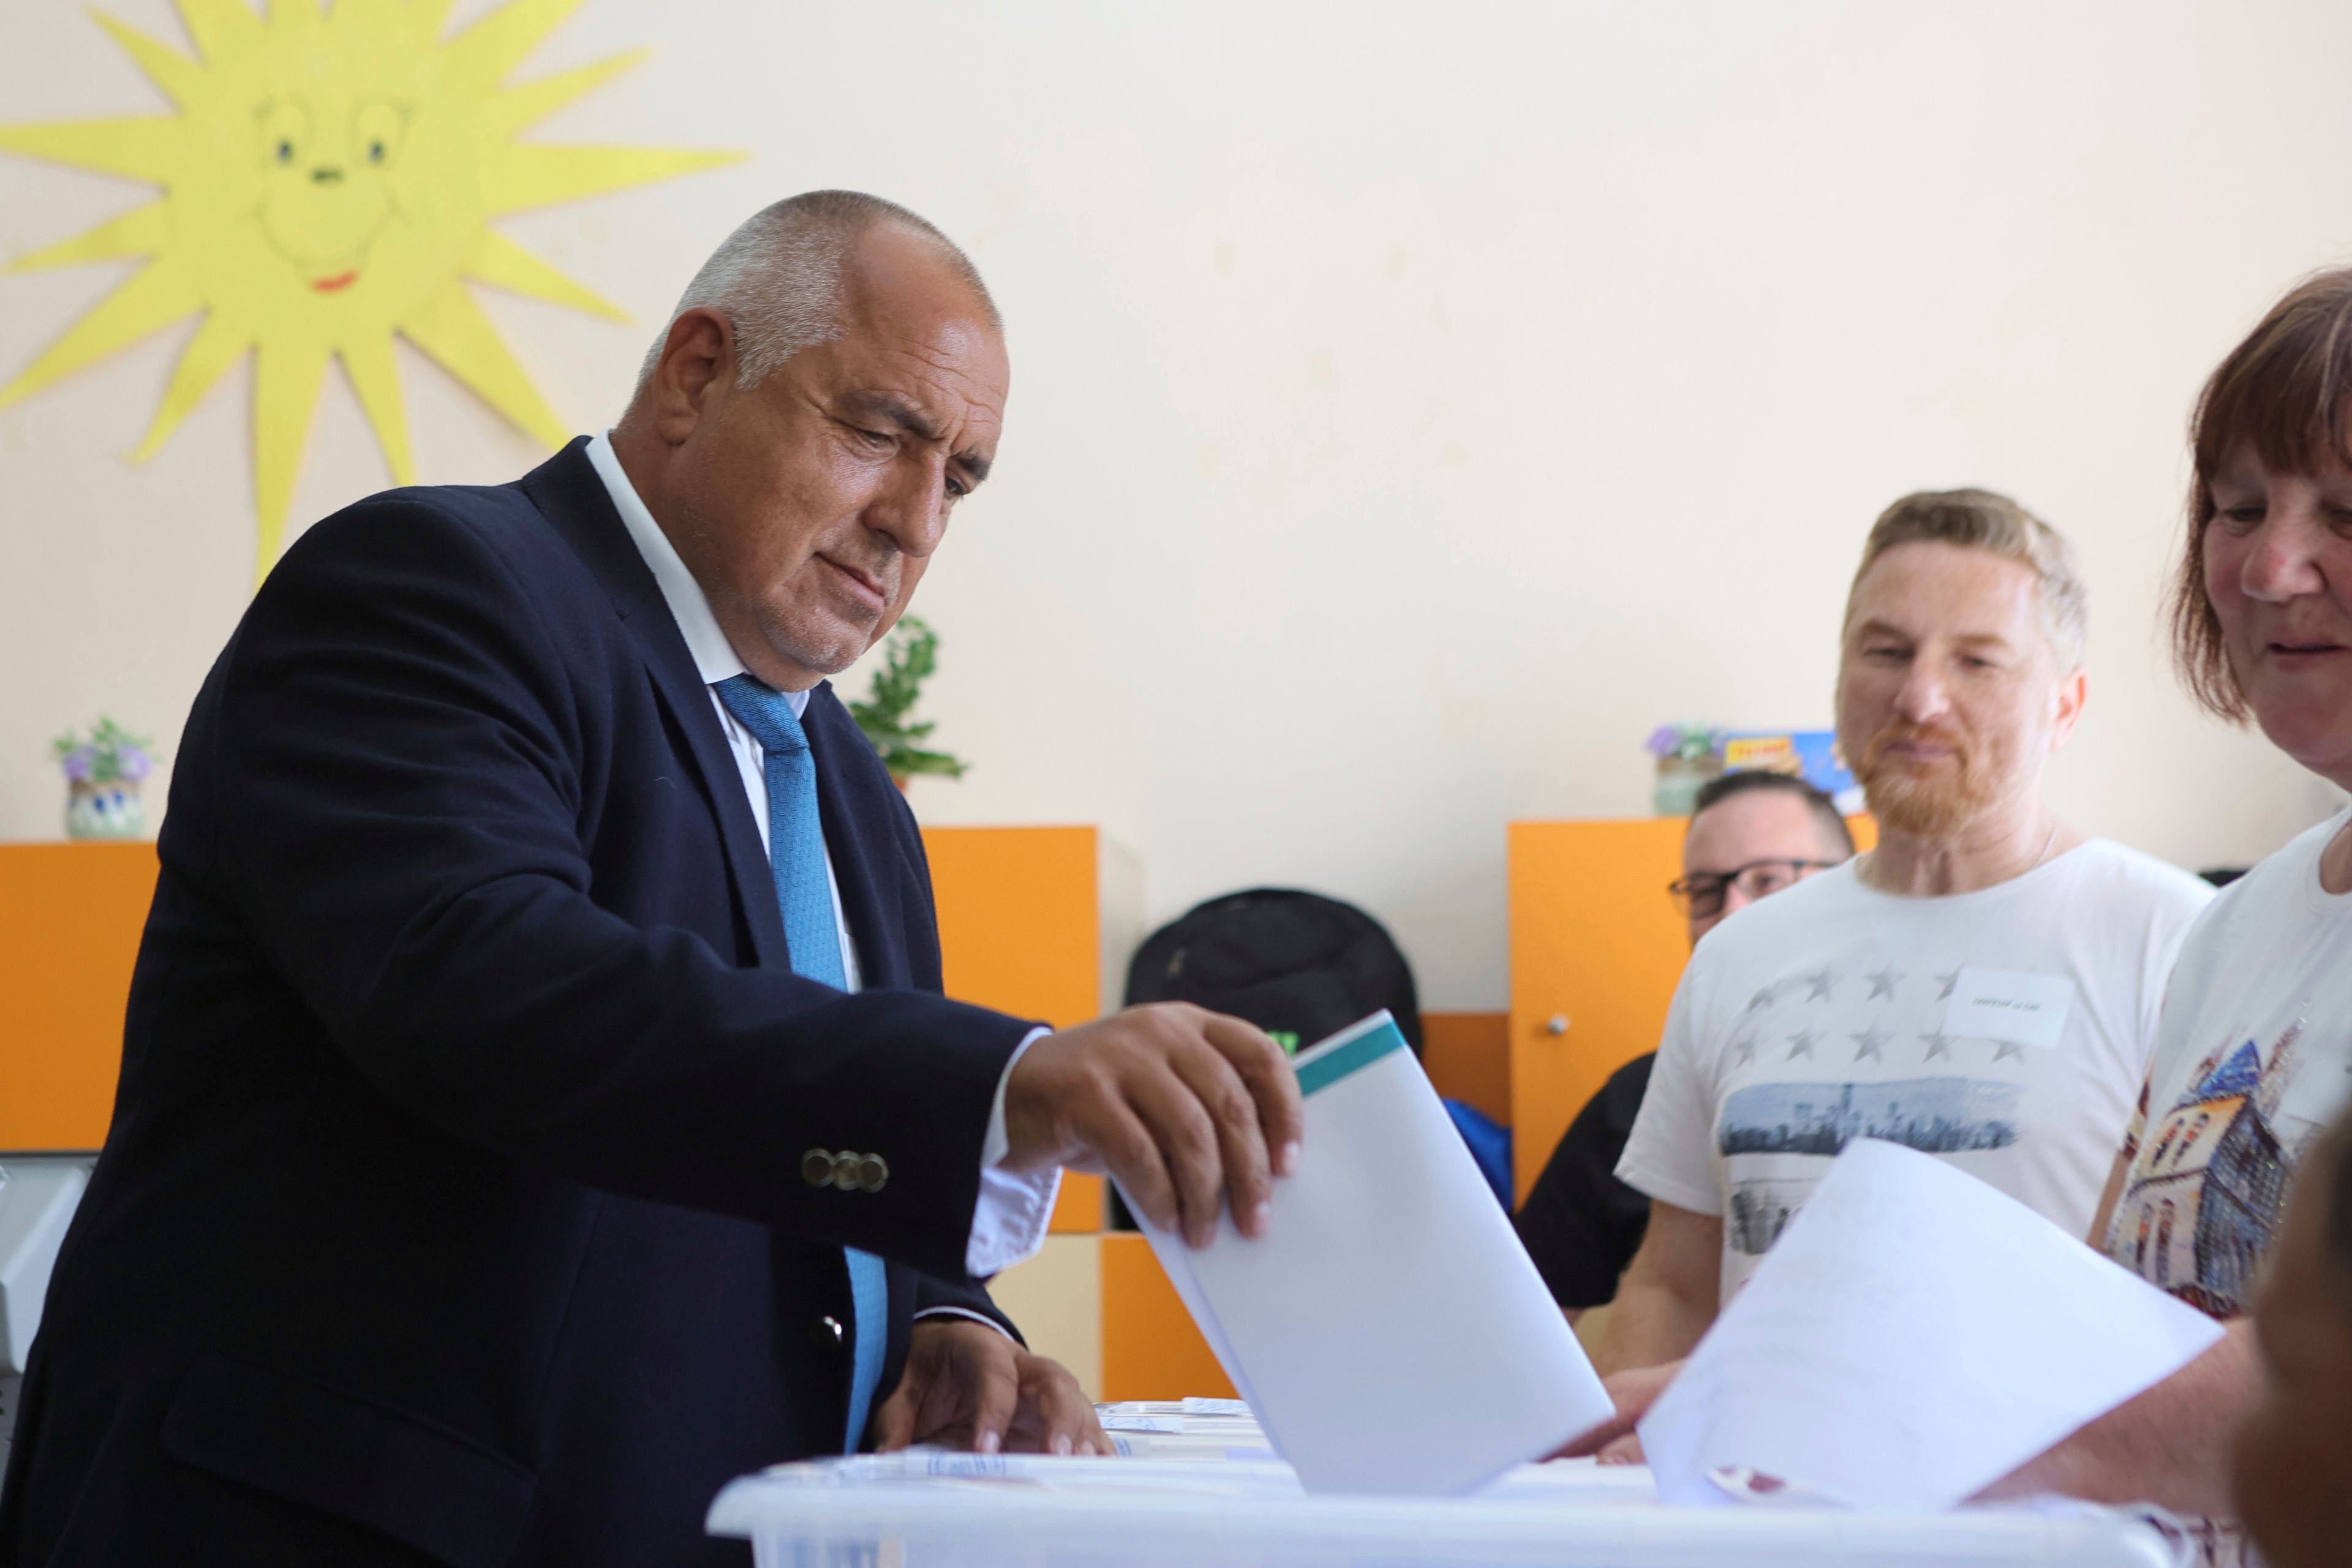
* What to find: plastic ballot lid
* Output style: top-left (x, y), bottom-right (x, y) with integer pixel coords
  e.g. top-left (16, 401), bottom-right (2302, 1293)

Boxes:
top-left (706, 1450), bottom-right (2180, 1568)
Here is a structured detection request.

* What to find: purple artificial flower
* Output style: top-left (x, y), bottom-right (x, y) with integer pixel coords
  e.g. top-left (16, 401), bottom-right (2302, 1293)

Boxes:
top-left (62, 747), bottom-right (96, 783)
top-left (1644, 725), bottom-right (1681, 760)
top-left (118, 746), bottom-right (153, 783)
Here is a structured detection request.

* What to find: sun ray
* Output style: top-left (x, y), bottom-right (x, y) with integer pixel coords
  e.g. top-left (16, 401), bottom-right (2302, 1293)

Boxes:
top-left (399, 280), bottom-right (568, 448)
top-left (89, 13), bottom-right (206, 110)
top-left (132, 309), bottom-right (249, 461)
top-left (339, 334), bottom-right (417, 486)
top-left (0, 116), bottom-right (181, 184)
top-left (1, 0), bottom-right (739, 579)
top-left (9, 203), bottom-right (167, 273)
top-left (406, 0), bottom-right (458, 46)
top-left (486, 48), bottom-right (649, 140)
top-left (484, 144), bottom-right (743, 217)
top-left (171, 0), bottom-right (263, 62)
top-left (443, 0), bottom-right (584, 91)
top-left (464, 230), bottom-right (628, 321)
top-left (253, 336), bottom-right (331, 576)
top-left (0, 262), bottom-right (200, 409)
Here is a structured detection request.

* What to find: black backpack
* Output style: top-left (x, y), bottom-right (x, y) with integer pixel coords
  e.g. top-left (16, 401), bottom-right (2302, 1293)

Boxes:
top-left (1122, 888), bottom-right (1424, 1058)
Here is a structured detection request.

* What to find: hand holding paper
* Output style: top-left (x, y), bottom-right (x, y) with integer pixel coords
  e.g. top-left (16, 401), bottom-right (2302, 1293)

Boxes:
top-left (1637, 1139), bottom-right (2225, 1511)
top-left (1004, 1003), bottom-right (1303, 1246)
top-left (1123, 1013), bottom-right (1616, 1495)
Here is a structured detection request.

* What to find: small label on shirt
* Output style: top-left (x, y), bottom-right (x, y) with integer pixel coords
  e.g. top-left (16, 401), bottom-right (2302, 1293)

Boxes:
top-left (1943, 967), bottom-right (2074, 1050)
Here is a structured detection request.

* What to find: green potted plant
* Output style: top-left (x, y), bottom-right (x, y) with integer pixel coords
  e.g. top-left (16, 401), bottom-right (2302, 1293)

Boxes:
top-left (848, 616), bottom-right (967, 789)
top-left (53, 717), bottom-right (158, 839)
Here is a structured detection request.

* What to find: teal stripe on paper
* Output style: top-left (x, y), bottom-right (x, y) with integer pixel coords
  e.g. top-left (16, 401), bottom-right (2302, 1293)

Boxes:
top-left (1295, 1018), bottom-right (1408, 1097)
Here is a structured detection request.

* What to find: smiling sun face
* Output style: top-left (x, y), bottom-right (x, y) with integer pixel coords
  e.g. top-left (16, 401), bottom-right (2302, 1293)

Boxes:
top-left (0, 0), bottom-right (739, 580)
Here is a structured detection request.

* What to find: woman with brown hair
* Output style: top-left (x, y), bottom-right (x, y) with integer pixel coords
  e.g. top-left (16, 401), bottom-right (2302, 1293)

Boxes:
top-left (1992, 267), bottom-right (2352, 1563)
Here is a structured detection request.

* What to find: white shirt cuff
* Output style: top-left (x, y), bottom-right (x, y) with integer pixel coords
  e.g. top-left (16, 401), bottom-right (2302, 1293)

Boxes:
top-left (967, 1026), bottom-right (1061, 1277)
top-left (911, 1305), bottom-right (1018, 1343)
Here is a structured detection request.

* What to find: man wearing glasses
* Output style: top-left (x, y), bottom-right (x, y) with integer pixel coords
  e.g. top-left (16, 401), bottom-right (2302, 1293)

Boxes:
top-left (1578, 490), bottom-right (2214, 1430)
top-left (1514, 769), bottom-right (1855, 1321)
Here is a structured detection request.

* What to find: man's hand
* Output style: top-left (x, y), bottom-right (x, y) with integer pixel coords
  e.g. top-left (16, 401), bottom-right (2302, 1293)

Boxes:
top-left (1003, 1003), bottom-right (1303, 1248)
top-left (1553, 1359), bottom-right (1684, 1461)
top-left (873, 1319), bottom-right (1112, 1457)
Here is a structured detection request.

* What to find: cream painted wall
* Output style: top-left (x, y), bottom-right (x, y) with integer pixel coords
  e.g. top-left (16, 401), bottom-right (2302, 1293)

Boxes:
top-left (3, 0), bottom-right (2346, 1008)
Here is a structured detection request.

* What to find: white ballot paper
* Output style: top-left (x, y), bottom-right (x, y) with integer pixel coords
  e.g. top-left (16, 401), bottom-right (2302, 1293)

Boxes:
top-left (1638, 1139), bottom-right (2226, 1512)
top-left (1120, 1012), bottom-right (1615, 1496)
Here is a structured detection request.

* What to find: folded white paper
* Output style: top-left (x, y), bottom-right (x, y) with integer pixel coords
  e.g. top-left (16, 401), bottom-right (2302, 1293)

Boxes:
top-left (1123, 1011), bottom-right (1615, 1496)
top-left (1638, 1138), bottom-right (2226, 1511)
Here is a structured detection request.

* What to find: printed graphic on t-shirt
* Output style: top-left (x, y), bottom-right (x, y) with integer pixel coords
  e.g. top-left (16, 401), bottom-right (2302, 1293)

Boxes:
top-left (2109, 1025), bottom-right (2312, 1317)
top-left (1711, 964), bottom-right (2036, 1260)
top-left (1718, 1077), bottom-right (2022, 1256)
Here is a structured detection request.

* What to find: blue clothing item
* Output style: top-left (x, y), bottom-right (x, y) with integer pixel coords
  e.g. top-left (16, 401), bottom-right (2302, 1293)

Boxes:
top-left (715, 674), bottom-right (891, 1455)
top-left (1444, 1098), bottom-right (1515, 1211)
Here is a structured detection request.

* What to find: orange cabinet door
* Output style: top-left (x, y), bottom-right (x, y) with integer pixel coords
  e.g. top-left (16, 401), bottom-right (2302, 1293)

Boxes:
top-left (1506, 820), bottom-right (1691, 1204)
top-left (0, 843), bottom-right (157, 1150)
top-left (921, 825), bottom-right (1107, 1233)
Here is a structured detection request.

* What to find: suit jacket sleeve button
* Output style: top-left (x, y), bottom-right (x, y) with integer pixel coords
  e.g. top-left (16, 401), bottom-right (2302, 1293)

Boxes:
top-left (857, 1155), bottom-right (888, 1193)
top-left (802, 1149), bottom-right (834, 1188)
top-left (832, 1152), bottom-right (864, 1189)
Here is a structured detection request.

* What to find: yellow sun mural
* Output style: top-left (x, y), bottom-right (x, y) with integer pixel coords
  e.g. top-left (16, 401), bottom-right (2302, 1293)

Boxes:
top-left (0, 0), bottom-right (741, 580)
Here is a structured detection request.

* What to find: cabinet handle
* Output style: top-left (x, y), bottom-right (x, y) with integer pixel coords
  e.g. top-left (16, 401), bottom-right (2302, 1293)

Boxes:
top-left (1545, 1015), bottom-right (1570, 1036)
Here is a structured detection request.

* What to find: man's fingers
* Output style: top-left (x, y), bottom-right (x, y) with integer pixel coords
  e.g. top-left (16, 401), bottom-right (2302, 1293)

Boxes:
top-left (1200, 1012), bottom-right (1304, 1177)
top-left (1167, 1047), bottom-right (1273, 1240)
top-left (1553, 1407), bottom-right (1635, 1459)
top-left (1596, 1430), bottom-right (1646, 1465)
top-left (1011, 1355), bottom-right (1106, 1457)
top-left (968, 1341), bottom-right (1022, 1457)
top-left (1130, 1064), bottom-right (1226, 1248)
top-left (1558, 1361), bottom-right (1679, 1458)
top-left (872, 1380), bottom-right (918, 1452)
top-left (1092, 1098), bottom-right (1180, 1235)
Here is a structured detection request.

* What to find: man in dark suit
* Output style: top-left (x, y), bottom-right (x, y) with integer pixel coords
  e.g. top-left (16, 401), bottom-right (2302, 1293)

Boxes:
top-left (0, 190), bottom-right (1300, 1567)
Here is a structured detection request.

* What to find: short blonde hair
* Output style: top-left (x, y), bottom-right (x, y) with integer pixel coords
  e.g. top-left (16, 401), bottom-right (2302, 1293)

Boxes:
top-left (1846, 488), bottom-right (2088, 671)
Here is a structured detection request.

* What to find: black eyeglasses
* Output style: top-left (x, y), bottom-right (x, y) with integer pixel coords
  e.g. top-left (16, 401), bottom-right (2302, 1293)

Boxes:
top-left (1668, 859), bottom-right (1841, 919)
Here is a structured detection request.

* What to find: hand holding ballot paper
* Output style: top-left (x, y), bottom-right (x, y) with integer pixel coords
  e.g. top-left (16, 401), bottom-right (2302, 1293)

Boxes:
top-left (1005, 1002), bottom-right (1306, 1247)
top-left (1120, 1012), bottom-right (1618, 1494)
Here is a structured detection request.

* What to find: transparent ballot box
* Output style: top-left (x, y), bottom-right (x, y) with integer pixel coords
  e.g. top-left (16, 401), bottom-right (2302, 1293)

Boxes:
top-left (704, 1450), bottom-right (2179, 1568)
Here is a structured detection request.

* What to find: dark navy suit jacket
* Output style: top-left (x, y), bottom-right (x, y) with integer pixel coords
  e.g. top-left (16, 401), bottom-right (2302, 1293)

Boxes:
top-left (0, 441), bottom-right (1038, 1567)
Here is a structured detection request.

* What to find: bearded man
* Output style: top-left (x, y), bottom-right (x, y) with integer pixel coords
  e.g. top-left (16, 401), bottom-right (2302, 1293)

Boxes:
top-left (1585, 489), bottom-right (2214, 1392)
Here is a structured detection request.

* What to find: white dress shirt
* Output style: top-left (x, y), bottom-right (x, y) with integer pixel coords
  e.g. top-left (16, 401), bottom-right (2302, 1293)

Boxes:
top-left (586, 432), bottom-right (1057, 1286)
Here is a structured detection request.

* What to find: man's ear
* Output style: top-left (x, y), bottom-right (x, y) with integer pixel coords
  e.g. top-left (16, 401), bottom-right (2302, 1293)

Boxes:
top-left (647, 308), bottom-right (735, 444)
top-left (2049, 666), bottom-right (2088, 750)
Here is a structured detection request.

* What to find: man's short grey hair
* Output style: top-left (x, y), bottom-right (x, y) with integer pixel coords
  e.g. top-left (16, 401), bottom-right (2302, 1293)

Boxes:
top-left (1844, 488), bottom-right (2090, 672)
top-left (635, 190), bottom-right (998, 393)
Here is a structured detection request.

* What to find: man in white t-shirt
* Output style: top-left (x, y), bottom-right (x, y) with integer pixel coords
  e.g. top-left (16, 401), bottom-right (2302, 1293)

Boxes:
top-left (1591, 489), bottom-right (2214, 1384)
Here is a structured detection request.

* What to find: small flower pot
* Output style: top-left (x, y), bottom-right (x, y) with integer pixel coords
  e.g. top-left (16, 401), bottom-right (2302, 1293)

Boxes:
top-left (67, 779), bottom-right (146, 840)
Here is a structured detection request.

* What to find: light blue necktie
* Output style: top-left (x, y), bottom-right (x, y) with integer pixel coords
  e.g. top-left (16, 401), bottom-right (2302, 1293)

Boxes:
top-left (715, 674), bottom-right (890, 1455)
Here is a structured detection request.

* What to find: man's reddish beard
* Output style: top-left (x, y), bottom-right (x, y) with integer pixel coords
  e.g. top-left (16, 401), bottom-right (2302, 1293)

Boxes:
top-left (1855, 721), bottom-right (1999, 837)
